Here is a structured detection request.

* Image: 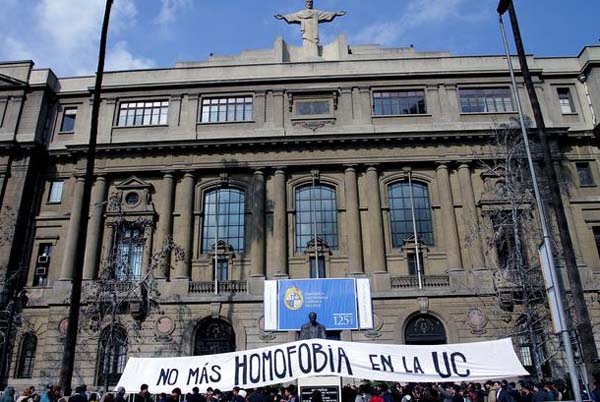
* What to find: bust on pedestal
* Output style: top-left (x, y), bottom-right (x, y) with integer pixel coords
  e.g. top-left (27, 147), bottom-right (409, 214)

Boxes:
top-left (298, 312), bottom-right (327, 340)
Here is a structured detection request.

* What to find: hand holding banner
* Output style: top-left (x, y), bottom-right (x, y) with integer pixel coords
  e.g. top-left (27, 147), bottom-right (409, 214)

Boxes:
top-left (116, 338), bottom-right (528, 393)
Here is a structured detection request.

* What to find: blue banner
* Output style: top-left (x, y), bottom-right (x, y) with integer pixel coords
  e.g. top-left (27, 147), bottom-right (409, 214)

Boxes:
top-left (278, 278), bottom-right (358, 330)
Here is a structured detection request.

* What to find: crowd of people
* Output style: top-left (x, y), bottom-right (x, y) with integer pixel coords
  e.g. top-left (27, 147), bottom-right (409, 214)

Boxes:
top-left (1, 379), bottom-right (599, 402)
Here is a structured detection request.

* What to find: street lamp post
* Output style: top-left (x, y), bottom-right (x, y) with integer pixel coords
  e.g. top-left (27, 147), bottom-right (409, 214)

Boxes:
top-left (59, 0), bottom-right (113, 394)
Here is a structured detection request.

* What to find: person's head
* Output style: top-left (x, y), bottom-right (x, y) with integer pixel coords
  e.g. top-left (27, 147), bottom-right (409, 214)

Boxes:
top-left (492, 382), bottom-right (501, 391)
top-left (305, 0), bottom-right (313, 9)
top-left (90, 393), bottom-right (98, 402)
top-left (32, 394), bottom-right (41, 402)
top-left (141, 385), bottom-right (149, 394)
top-left (172, 388), bottom-right (182, 398)
top-left (233, 387), bottom-right (241, 395)
top-left (117, 387), bottom-right (126, 396)
top-left (193, 388), bottom-right (199, 395)
top-left (308, 312), bottom-right (317, 324)
top-left (104, 394), bottom-right (115, 402)
top-left (207, 388), bottom-right (214, 395)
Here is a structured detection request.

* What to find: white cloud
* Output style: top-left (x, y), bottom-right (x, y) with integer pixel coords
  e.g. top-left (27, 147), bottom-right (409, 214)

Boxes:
top-left (155, 0), bottom-right (191, 25)
top-left (353, 0), bottom-right (490, 46)
top-left (0, 0), bottom-right (153, 76)
top-left (107, 41), bottom-right (156, 71)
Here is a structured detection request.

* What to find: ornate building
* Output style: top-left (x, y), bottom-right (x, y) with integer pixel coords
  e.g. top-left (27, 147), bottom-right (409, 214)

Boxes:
top-left (1, 22), bottom-right (600, 388)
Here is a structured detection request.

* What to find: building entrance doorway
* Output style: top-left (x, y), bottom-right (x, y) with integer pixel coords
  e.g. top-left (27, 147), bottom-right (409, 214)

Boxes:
top-left (194, 317), bottom-right (236, 356)
top-left (404, 314), bottom-right (447, 345)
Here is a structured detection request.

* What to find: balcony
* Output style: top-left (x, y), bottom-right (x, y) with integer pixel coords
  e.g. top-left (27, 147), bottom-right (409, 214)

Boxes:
top-left (188, 280), bottom-right (248, 294)
top-left (390, 275), bottom-right (450, 289)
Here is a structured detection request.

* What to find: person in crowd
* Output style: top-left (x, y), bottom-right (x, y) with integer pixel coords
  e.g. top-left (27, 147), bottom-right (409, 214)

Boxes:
top-left (188, 388), bottom-right (206, 402)
top-left (2, 387), bottom-right (16, 402)
top-left (400, 386), bottom-right (413, 402)
top-left (284, 386), bottom-right (298, 402)
top-left (89, 393), bottom-right (99, 402)
top-left (519, 385), bottom-right (533, 402)
top-left (493, 381), bottom-right (512, 402)
top-left (310, 391), bottom-right (322, 402)
top-left (158, 393), bottom-right (168, 402)
top-left (370, 389), bottom-right (383, 402)
top-left (40, 385), bottom-right (54, 402)
top-left (355, 386), bottom-right (370, 402)
top-left (69, 385), bottom-right (88, 402)
top-left (16, 387), bottom-right (33, 402)
top-left (248, 388), bottom-right (264, 402)
top-left (134, 384), bottom-right (151, 402)
top-left (452, 386), bottom-right (465, 402)
top-left (101, 393), bottom-right (114, 402)
top-left (115, 387), bottom-right (127, 402)
top-left (435, 383), bottom-right (454, 402)
top-left (170, 388), bottom-right (183, 402)
top-left (232, 388), bottom-right (245, 402)
top-left (592, 382), bottom-right (600, 402)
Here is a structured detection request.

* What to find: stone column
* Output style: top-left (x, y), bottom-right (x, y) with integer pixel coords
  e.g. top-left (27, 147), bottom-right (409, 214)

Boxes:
top-left (155, 172), bottom-right (175, 279)
top-left (271, 169), bottom-right (288, 277)
top-left (365, 166), bottom-right (386, 273)
top-left (250, 170), bottom-right (266, 277)
top-left (175, 172), bottom-right (194, 279)
top-left (83, 176), bottom-right (107, 280)
top-left (344, 167), bottom-right (364, 275)
top-left (457, 164), bottom-right (485, 268)
top-left (60, 176), bottom-right (86, 280)
top-left (436, 164), bottom-right (462, 269)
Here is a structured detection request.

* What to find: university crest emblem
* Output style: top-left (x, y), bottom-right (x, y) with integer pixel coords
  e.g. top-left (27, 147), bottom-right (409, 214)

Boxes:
top-left (283, 286), bottom-right (304, 310)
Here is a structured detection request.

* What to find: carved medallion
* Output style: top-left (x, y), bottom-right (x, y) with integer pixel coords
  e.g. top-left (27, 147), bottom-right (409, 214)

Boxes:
top-left (466, 308), bottom-right (489, 335)
top-left (58, 317), bottom-right (69, 335)
top-left (156, 316), bottom-right (175, 335)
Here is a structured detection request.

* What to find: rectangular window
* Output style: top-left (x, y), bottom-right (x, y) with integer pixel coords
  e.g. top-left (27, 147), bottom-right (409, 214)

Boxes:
top-left (593, 227), bottom-right (600, 259)
top-left (373, 90), bottom-right (427, 116)
top-left (295, 100), bottom-right (331, 116)
top-left (33, 243), bottom-right (52, 287)
top-left (310, 257), bottom-right (326, 279)
top-left (60, 107), bottom-right (77, 133)
top-left (459, 88), bottom-right (514, 113)
top-left (407, 253), bottom-right (424, 276)
top-left (576, 162), bottom-right (595, 186)
top-left (117, 101), bottom-right (168, 127)
top-left (114, 226), bottom-right (144, 280)
top-left (48, 181), bottom-right (64, 203)
top-left (200, 97), bottom-right (253, 123)
top-left (557, 88), bottom-right (575, 114)
top-left (215, 259), bottom-right (228, 281)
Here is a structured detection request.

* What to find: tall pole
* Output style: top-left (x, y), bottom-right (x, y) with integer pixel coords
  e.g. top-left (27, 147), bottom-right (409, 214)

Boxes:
top-left (498, 15), bottom-right (582, 402)
top-left (214, 188), bottom-right (219, 295)
top-left (59, 0), bottom-right (113, 394)
top-left (499, 0), bottom-right (599, 384)
top-left (407, 171), bottom-right (423, 289)
top-left (311, 173), bottom-right (319, 278)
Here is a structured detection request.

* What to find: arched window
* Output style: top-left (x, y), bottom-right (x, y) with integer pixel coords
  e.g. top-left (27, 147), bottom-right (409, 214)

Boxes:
top-left (194, 318), bottom-right (236, 356)
top-left (202, 188), bottom-right (245, 253)
top-left (295, 185), bottom-right (338, 251)
top-left (388, 181), bottom-right (433, 247)
top-left (15, 332), bottom-right (37, 378)
top-left (96, 325), bottom-right (128, 387)
top-left (404, 314), bottom-right (447, 345)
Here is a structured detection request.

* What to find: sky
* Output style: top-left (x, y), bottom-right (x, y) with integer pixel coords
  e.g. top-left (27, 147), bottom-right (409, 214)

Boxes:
top-left (0, 0), bottom-right (599, 77)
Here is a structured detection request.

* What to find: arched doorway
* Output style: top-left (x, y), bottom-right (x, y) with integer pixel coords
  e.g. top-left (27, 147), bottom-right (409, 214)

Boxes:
top-left (194, 317), bottom-right (236, 356)
top-left (404, 314), bottom-right (447, 345)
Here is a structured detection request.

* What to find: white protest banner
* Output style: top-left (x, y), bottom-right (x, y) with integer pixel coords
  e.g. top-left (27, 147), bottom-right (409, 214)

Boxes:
top-left (116, 338), bottom-right (528, 393)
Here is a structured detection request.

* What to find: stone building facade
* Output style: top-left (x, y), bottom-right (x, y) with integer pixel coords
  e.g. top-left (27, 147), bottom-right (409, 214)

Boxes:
top-left (1, 35), bottom-right (600, 388)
